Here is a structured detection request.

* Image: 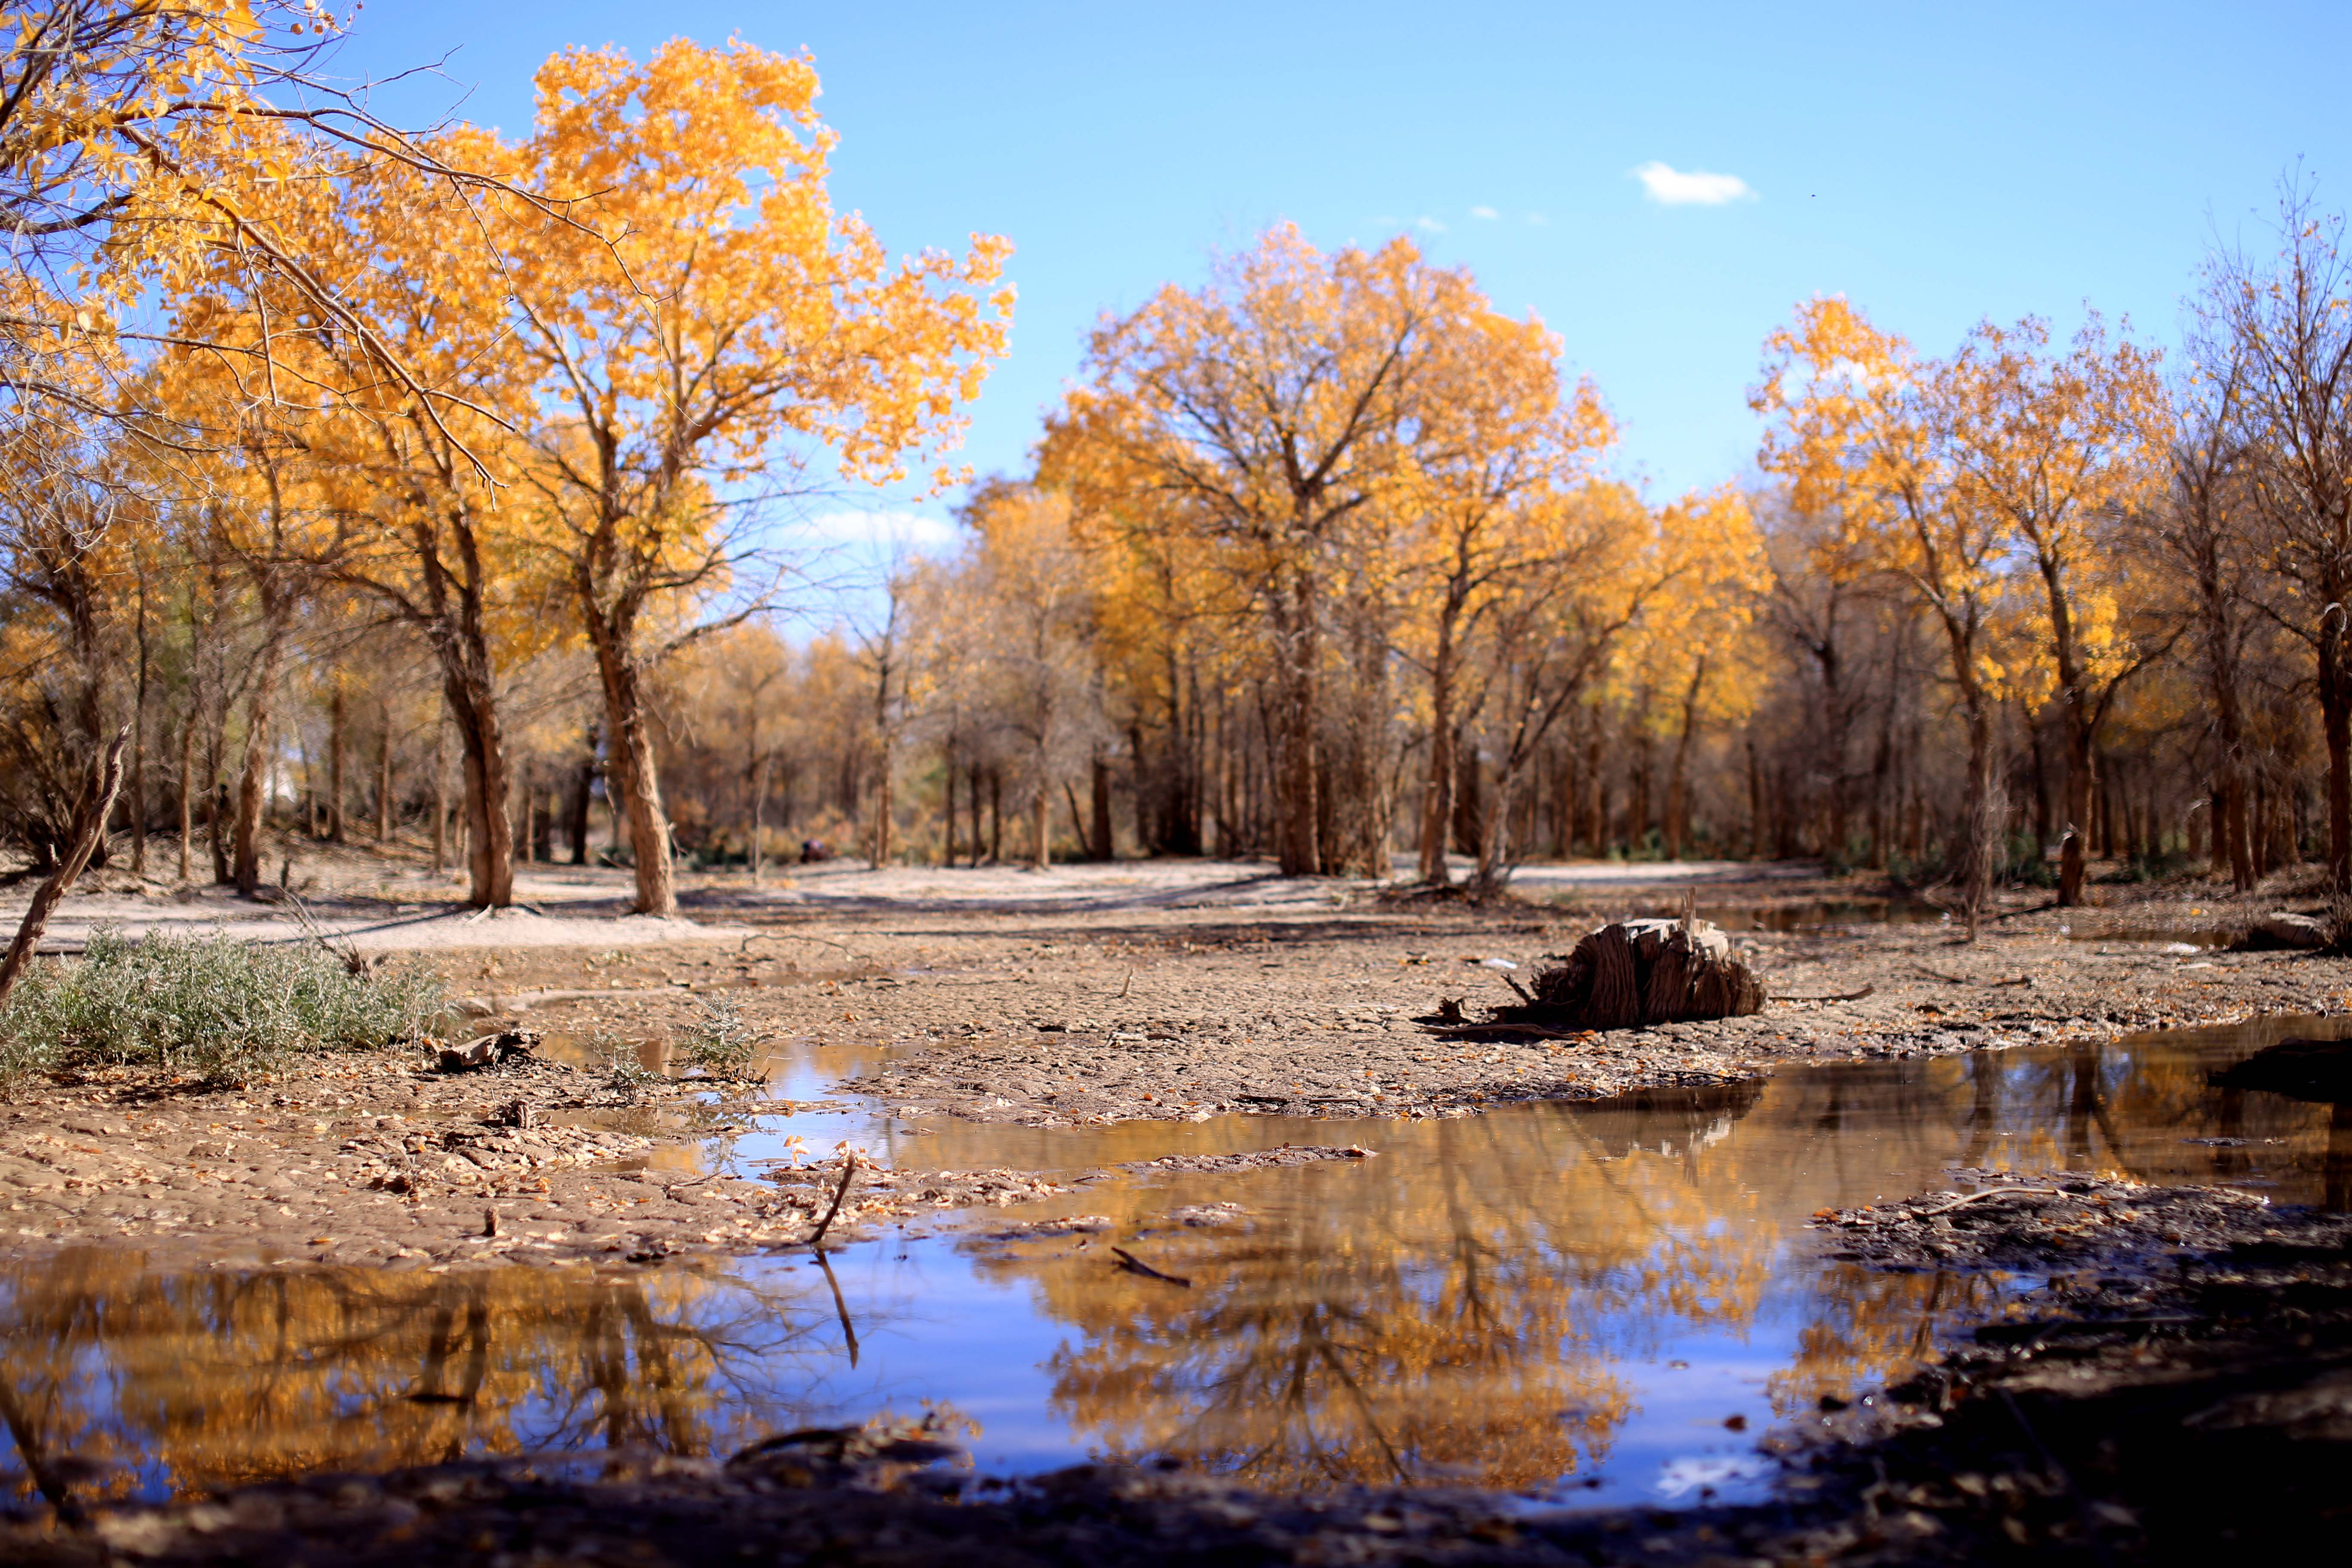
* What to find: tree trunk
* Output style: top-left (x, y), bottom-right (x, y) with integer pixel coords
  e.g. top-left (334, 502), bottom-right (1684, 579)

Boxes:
top-left (1271, 576), bottom-right (1321, 876)
top-left (129, 591), bottom-right (149, 876)
top-left (941, 750), bottom-right (957, 869)
top-left (1418, 605), bottom-right (1459, 884)
top-left (1029, 753), bottom-right (1051, 871)
top-left (2059, 712), bottom-right (2094, 906)
top-left (2208, 609), bottom-right (2256, 889)
top-left (327, 683), bottom-right (346, 843)
top-left (209, 781), bottom-right (229, 885)
top-left (1746, 738), bottom-right (1765, 860)
top-left (1631, 732), bottom-right (1653, 851)
top-left (232, 635), bottom-right (285, 898)
top-left (441, 658), bottom-right (513, 908)
top-left (1089, 745), bottom-right (1114, 861)
top-left (1064, 779), bottom-right (1089, 859)
top-left (2323, 633), bottom-right (2352, 895)
top-left (871, 745), bottom-right (894, 869)
top-left (376, 701), bottom-right (394, 844)
top-left (569, 730), bottom-right (596, 868)
top-left (516, 767), bottom-right (533, 865)
top-left (1665, 658), bottom-right (1707, 863)
top-left (748, 751), bottom-right (769, 882)
top-left (968, 761), bottom-right (984, 867)
top-left (1959, 693), bottom-right (1998, 940)
top-left (0, 731), bottom-right (128, 1011)
top-left (431, 715), bottom-right (449, 873)
top-left (176, 707), bottom-right (194, 882)
top-left (588, 646), bottom-right (672, 914)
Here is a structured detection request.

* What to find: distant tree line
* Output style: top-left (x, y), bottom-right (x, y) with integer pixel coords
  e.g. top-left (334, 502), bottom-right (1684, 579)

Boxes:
top-left (1, 4), bottom-right (2343, 949)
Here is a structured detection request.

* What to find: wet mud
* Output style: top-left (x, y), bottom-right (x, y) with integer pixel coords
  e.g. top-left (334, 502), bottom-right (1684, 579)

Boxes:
top-left (0, 1044), bottom-right (1076, 1271)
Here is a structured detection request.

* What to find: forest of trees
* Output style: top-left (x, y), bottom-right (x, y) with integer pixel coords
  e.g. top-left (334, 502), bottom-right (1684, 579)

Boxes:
top-left (4, 4), bottom-right (2348, 952)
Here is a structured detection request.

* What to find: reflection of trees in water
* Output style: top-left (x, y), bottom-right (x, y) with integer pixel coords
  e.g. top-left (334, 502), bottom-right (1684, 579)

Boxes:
top-left (1956, 1038), bottom-right (2325, 1189)
top-left (974, 1099), bottom-right (1809, 1491)
top-left (1767, 1265), bottom-right (2007, 1420)
top-left (0, 1252), bottom-right (844, 1510)
top-left (977, 1038), bottom-right (2331, 1493)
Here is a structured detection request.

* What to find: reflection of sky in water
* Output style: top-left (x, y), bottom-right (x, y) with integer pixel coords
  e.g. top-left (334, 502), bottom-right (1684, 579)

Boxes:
top-left (5, 1013), bottom-right (2349, 1512)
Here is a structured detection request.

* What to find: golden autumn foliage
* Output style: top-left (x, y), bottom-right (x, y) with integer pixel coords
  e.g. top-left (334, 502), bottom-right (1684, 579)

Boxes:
top-left (0, 8), bottom-right (2343, 919)
top-left (495, 38), bottom-right (1012, 915)
top-left (6, 19), bottom-right (1011, 913)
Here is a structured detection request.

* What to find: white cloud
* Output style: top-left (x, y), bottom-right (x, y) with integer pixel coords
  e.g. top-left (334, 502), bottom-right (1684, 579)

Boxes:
top-left (1414, 214), bottom-right (1447, 233)
top-left (781, 508), bottom-right (962, 557)
top-left (1526, 211), bottom-right (1549, 227)
top-left (1632, 161), bottom-right (1756, 206)
top-left (1470, 205), bottom-right (1500, 220)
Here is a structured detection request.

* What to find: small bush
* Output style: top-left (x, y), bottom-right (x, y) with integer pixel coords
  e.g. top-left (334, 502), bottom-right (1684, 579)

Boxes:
top-left (683, 996), bottom-right (763, 1081)
top-left (591, 1030), bottom-right (663, 1097)
top-left (0, 929), bottom-right (442, 1090)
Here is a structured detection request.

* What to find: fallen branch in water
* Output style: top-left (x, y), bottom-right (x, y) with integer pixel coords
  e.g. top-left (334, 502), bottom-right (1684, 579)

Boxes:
top-left (1110, 1246), bottom-right (1192, 1287)
top-left (1912, 1185), bottom-right (2065, 1218)
top-left (805, 1156), bottom-right (861, 1250)
top-left (1770, 983), bottom-right (1877, 1003)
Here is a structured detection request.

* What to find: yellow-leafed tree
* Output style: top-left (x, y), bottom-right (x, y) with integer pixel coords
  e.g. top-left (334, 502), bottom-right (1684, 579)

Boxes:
top-left (498, 39), bottom-right (1013, 913)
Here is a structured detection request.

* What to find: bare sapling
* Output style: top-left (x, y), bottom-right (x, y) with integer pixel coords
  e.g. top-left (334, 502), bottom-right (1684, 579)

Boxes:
top-left (0, 727), bottom-right (128, 1010)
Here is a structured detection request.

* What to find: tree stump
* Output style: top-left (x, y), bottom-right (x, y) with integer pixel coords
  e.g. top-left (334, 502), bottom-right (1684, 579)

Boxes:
top-left (1504, 917), bottom-right (1763, 1032)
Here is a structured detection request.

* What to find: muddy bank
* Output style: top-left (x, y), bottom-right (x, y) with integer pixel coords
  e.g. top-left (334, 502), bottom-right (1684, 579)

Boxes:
top-left (1746, 1173), bottom-right (2352, 1562)
top-left (830, 916), bottom-right (2348, 1127)
top-left (3, 873), bottom-right (2346, 1257)
top-left (0, 1044), bottom-right (1076, 1269)
top-left (336, 875), bottom-right (2352, 1132)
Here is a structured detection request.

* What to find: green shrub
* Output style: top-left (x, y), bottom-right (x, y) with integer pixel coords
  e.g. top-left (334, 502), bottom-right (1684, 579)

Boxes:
top-left (589, 1030), bottom-right (663, 1097)
top-left (0, 929), bottom-right (442, 1089)
top-left (683, 996), bottom-right (763, 1081)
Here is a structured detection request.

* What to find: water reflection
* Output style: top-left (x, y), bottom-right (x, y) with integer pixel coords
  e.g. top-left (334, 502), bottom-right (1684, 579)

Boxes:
top-left (0, 1255), bottom-right (875, 1510)
top-left (2, 1015), bottom-right (2346, 1512)
top-left (951, 1081), bottom-right (2007, 1494)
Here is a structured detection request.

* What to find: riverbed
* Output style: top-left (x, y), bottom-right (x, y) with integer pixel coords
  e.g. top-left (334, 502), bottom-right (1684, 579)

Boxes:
top-left (7, 1008), bottom-right (2346, 1518)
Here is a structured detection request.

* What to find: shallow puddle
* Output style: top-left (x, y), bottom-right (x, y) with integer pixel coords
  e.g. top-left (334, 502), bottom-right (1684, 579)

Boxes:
top-left (5, 1012), bottom-right (2347, 1515)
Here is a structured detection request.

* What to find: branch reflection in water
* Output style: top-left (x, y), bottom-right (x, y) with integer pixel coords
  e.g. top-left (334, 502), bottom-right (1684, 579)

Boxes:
top-left (0, 1256), bottom-right (868, 1510)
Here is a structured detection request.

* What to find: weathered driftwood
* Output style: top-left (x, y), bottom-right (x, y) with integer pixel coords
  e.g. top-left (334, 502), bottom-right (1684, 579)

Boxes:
top-left (1490, 917), bottom-right (1764, 1032)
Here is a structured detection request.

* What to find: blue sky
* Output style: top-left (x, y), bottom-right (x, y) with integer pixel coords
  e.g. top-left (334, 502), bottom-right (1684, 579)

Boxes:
top-left (330, 1), bottom-right (2352, 551)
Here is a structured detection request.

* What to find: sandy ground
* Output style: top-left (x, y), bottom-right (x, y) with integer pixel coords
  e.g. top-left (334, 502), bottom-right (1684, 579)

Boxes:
top-left (13, 859), bottom-right (746, 953)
